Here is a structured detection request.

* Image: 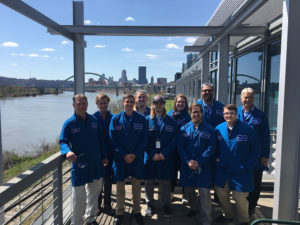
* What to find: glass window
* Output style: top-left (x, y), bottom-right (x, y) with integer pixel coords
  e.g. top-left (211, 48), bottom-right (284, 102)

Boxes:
top-left (235, 48), bottom-right (263, 108)
top-left (209, 70), bottom-right (217, 97)
top-left (266, 40), bottom-right (280, 133)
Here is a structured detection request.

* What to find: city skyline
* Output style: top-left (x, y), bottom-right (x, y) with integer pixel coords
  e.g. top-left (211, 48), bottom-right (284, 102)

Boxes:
top-left (0, 0), bottom-right (220, 82)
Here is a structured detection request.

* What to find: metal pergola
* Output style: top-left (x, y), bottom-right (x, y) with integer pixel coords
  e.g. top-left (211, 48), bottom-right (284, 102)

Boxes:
top-left (1, 0), bottom-right (300, 222)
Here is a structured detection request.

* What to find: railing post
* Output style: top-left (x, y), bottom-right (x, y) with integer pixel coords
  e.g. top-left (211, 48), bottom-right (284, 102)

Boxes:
top-left (53, 161), bottom-right (63, 225)
top-left (0, 106), bottom-right (4, 224)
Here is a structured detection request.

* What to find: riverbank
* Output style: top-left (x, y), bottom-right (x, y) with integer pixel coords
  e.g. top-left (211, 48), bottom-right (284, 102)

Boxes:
top-left (0, 86), bottom-right (61, 98)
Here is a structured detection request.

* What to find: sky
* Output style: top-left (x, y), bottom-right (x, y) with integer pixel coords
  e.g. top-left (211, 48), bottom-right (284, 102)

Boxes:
top-left (0, 0), bottom-right (221, 83)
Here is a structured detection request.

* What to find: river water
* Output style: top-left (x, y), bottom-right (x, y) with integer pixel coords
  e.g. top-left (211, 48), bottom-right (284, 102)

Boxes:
top-left (0, 91), bottom-right (122, 154)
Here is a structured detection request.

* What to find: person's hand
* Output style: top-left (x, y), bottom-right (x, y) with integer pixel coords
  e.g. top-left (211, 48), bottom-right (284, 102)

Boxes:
top-left (66, 151), bottom-right (77, 162)
top-left (158, 153), bottom-right (165, 160)
top-left (124, 154), bottom-right (136, 163)
top-left (188, 160), bottom-right (198, 170)
top-left (261, 157), bottom-right (269, 166)
top-left (152, 153), bottom-right (161, 161)
top-left (103, 158), bottom-right (108, 167)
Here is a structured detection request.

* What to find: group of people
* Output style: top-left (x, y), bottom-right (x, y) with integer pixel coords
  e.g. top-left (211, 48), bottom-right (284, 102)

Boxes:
top-left (59, 83), bottom-right (270, 225)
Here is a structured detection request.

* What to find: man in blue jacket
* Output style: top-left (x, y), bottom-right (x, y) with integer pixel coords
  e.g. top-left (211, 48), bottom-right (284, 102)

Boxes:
top-left (94, 94), bottom-right (114, 215)
top-left (214, 104), bottom-right (261, 225)
top-left (178, 103), bottom-right (216, 225)
top-left (197, 83), bottom-right (224, 127)
top-left (60, 94), bottom-right (108, 225)
top-left (237, 88), bottom-right (270, 216)
top-left (109, 94), bottom-right (148, 225)
top-left (144, 95), bottom-right (177, 218)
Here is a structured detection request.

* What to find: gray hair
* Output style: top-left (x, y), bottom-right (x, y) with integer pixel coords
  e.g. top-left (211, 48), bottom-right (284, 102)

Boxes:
top-left (241, 87), bottom-right (254, 97)
top-left (201, 82), bottom-right (214, 90)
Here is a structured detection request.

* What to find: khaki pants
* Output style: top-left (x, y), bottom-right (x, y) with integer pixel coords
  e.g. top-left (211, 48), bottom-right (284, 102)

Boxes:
top-left (116, 177), bottom-right (141, 215)
top-left (71, 178), bottom-right (103, 225)
top-left (215, 181), bottom-right (249, 223)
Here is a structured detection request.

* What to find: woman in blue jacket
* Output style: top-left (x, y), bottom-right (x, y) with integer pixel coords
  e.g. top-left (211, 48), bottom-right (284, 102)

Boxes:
top-left (237, 87), bottom-right (270, 216)
top-left (168, 94), bottom-right (191, 202)
top-left (94, 94), bottom-right (114, 215)
top-left (144, 95), bottom-right (177, 218)
top-left (178, 103), bottom-right (216, 225)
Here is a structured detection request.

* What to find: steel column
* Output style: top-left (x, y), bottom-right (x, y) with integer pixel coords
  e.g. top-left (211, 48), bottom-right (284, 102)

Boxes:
top-left (216, 36), bottom-right (229, 104)
top-left (201, 52), bottom-right (210, 86)
top-left (273, 0), bottom-right (300, 221)
top-left (52, 163), bottom-right (63, 225)
top-left (73, 1), bottom-right (85, 94)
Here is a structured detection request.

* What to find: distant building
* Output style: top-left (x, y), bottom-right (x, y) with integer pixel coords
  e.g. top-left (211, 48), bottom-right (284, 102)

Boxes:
top-left (138, 66), bottom-right (148, 84)
top-left (157, 77), bottom-right (167, 85)
top-left (174, 72), bottom-right (182, 81)
top-left (88, 78), bottom-right (94, 84)
top-left (120, 69), bottom-right (128, 84)
top-left (151, 76), bottom-right (154, 84)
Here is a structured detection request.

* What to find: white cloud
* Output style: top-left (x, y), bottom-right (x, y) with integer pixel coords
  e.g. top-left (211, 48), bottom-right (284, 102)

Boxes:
top-left (94, 44), bottom-right (106, 48)
top-left (28, 53), bottom-right (39, 57)
top-left (10, 53), bottom-right (26, 56)
top-left (10, 53), bottom-right (17, 56)
top-left (41, 55), bottom-right (49, 58)
top-left (146, 54), bottom-right (158, 59)
top-left (41, 48), bottom-right (55, 52)
top-left (125, 17), bottom-right (135, 22)
top-left (84, 20), bottom-right (92, 25)
top-left (166, 43), bottom-right (180, 49)
top-left (185, 37), bottom-right (197, 44)
top-left (61, 40), bottom-right (70, 45)
top-left (122, 47), bottom-right (134, 52)
top-left (1, 41), bottom-right (19, 47)
top-left (11, 63), bottom-right (17, 66)
top-left (60, 57), bottom-right (65, 60)
top-left (19, 53), bottom-right (25, 56)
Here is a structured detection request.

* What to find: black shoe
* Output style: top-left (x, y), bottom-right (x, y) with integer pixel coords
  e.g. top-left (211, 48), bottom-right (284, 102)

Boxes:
top-left (248, 208), bottom-right (255, 216)
top-left (145, 204), bottom-right (153, 217)
top-left (134, 213), bottom-right (144, 225)
top-left (113, 215), bottom-right (123, 225)
top-left (104, 204), bottom-right (115, 216)
top-left (163, 206), bottom-right (171, 218)
top-left (215, 215), bottom-right (234, 223)
top-left (86, 220), bottom-right (99, 225)
top-left (186, 209), bottom-right (197, 217)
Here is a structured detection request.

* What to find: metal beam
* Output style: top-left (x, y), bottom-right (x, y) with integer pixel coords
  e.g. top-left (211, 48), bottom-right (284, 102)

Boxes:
top-left (198, 0), bottom-right (268, 59)
top-left (0, 0), bottom-right (74, 41)
top-left (273, 0), bottom-right (300, 221)
top-left (48, 25), bottom-right (265, 36)
top-left (184, 45), bottom-right (236, 52)
top-left (73, 1), bottom-right (85, 94)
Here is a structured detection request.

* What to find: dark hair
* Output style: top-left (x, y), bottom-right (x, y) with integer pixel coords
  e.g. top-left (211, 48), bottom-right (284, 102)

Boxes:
top-left (172, 94), bottom-right (189, 112)
top-left (123, 94), bottom-right (135, 102)
top-left (189, 103), bottom-right (203, 114)
top-left (95, 94), bottom-right (110, 104)
top-left (223, 104), bottom-right (237, 112)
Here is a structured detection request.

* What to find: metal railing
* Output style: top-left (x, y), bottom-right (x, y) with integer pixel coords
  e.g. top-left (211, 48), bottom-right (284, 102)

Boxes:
top-left (0, 152), bottom-right (72, 225)
top-left (251, 219), bottom-right (300, 225)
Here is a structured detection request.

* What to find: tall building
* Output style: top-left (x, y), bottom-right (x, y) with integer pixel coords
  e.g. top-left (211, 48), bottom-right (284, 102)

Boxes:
top-left (120, 69), bottom-right (128, 84)
top-left (157, 77), bottom-right (167, 84)
top-left (150, 76), bottom-right (154, 84)
top-left (138, 66), bottom-right (148, 84)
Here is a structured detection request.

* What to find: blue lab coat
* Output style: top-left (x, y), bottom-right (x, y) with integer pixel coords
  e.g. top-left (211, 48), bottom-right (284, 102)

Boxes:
top-left (215, 120), bottom-right (261, 192)
top-left (237, 106), bottom-right (270, 171)
top-left (109, 111), bottom-right (148, 181)
top-left (168, 110), bottom-right (191, 130)
top-left (94, 111), bottom-right (114, 177)
top-left (178, 121), bottom-right (216, 188)
top-left (60, 113), bottom-right (106, 186)
top-left (144, 114), bottom-right (177, 180)
top-left (197, 99), bottom-right (225, 127)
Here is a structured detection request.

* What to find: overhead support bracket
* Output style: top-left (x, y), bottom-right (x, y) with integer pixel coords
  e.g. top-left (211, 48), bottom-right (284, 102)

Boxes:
top-left (0, 0), bottom-right (74, 41)
top-left (184, 45), bottom-right (236, 52)
top-left (48, 25), bottom-right (265, 37)
top-left (198, 0), bottom-right (268, 58)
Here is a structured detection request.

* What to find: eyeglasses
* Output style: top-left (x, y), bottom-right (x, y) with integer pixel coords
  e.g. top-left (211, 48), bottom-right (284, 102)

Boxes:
top-left (201, 89), bottom-right (213, 93)
top-left (223, 112), bottom-right (236, 116)
top-left (74, 153), bottom-right (88, 169)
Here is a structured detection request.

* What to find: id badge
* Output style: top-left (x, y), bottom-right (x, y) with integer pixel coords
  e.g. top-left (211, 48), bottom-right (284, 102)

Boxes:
top-left (156, 140), bottom-right (161, 149)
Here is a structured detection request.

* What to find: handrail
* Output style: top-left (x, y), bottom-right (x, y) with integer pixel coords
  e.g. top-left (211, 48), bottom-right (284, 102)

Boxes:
top-left (251, 219), bottom-right (300, 225)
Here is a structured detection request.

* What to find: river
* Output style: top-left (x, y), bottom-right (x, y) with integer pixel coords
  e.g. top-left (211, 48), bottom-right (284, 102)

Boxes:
top-left (0, 91), bottom-right (122, 154)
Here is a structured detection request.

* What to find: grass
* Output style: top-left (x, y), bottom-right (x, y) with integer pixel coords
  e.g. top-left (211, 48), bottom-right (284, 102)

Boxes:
top-left (3, 144), bottom-right (60, 183)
